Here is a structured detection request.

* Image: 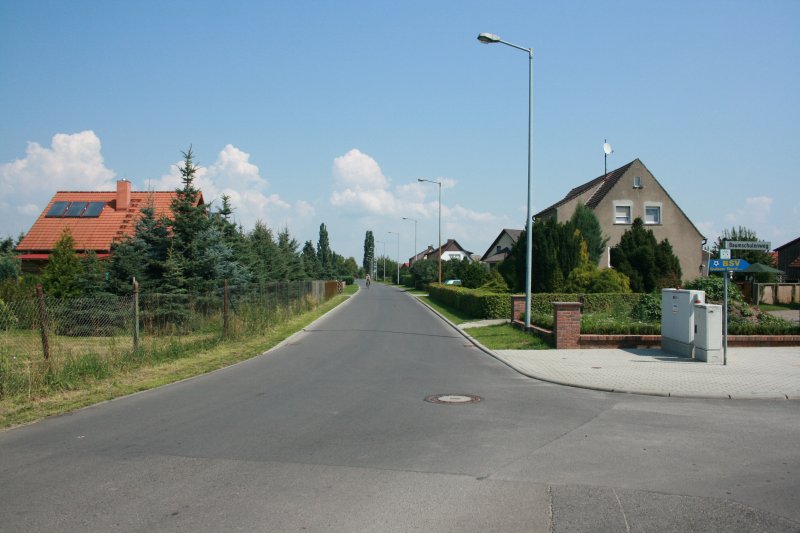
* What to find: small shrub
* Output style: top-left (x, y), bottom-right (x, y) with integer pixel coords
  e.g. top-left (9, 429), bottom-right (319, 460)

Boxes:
top-left (631, 293), bottom-right (661, 322)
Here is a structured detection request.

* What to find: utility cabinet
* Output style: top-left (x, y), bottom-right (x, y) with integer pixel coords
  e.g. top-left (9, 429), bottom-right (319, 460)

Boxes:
top-left (661, 289), bottom-right (705, 357)
top-left (694, 304), bottom-right (723, 364)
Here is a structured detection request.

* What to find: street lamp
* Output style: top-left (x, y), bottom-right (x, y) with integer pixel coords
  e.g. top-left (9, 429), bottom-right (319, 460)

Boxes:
top-left (477, 31), bottom-right (534, 330)
top-left (402, 217), bottom-right (417, 265)
top-left (388, 231), bottom-right (400, 284)
top-left (417, 178), bottom-right (442, 284)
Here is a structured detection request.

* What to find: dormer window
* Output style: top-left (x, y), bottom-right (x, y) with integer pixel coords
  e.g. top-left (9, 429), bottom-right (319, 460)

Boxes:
top-left (633, 176), bottom-right (643, 189)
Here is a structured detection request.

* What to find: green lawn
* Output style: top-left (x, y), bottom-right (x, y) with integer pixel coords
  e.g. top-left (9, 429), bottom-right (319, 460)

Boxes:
top-left (416, 295), bottom-right (480, 325)
top-left (465, 324), bottom-right (551, 350)
top-left (759, 303), bottom-right (800, 311)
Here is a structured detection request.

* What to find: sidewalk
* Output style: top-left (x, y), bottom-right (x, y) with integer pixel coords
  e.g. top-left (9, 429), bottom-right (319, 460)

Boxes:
top-left (457, 320), bottom-right (800, 400)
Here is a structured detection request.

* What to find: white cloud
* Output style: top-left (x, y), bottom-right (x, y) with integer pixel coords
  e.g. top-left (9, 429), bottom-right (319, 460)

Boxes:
top-left (333, 149), bottom-right (390, 189)
top-left (725, 196), bottom-right (772, 226)
top-left (327, 148), bottom-right (508, 257)
top-left (0, 130), bottom-right (117, 237)
top-left (154, 144), bottom-right (299, 231)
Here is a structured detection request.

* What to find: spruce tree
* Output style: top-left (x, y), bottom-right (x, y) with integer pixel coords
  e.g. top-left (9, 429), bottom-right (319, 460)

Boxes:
top-left (247, 222), bottom-right (280, 282)
top-left (41, 228), bottom-right (82, 298)
top-left (277, 228), bottom-right (305, 281)
top-left (169, 147), bottom-right (210, 286)
top-left (301, 240), bottom-right (319, 280)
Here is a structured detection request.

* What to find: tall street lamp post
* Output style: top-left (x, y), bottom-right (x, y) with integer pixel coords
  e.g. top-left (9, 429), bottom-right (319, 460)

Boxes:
top-left (477, 32), bottom-right (534, 330)
top-left (402, 217), bottom-right (417, 265)
top-left (417, 178), bottom-right (442, 284)
top-left (388, 231), bottom-right (400, 284)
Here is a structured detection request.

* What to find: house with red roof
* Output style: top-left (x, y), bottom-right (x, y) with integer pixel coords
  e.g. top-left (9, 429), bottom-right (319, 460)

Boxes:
top-left (15, 180), bottom-right (203, 272)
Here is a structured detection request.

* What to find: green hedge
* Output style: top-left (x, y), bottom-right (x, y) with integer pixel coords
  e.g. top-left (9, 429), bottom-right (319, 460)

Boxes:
top-left (428, 284), bottom-right (510, 319)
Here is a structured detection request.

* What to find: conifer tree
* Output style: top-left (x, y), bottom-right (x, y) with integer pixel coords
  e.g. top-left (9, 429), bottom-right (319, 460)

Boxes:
top-left (301, 240), bottom-right (319, 280)
top-left (362, 231), bottom-right (375, 273)
top-left (41, 228), bottom-right (82, 298)
top-left (317, 223), bottom-right (332, 279)
top-left (611, 218), bottom-right (682, 293)
top-left (247, 222), bottom-right (280, 282)
top-left (569, 203), bottom-right (608, 265)
top-left (277, 228), bottom-right (304, 281)
top-left (169, 147), bottom-right (210, 285)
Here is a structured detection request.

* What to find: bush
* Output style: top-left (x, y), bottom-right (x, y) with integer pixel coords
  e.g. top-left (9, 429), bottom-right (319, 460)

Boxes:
top-left (428, 284), bottom-right (510, 319)
top-left (684, 276), bottom-right (744, 304)
top-left (631, 293), bottom-right (661, 321)
top-left (341, 276), bottom-right (355, 286)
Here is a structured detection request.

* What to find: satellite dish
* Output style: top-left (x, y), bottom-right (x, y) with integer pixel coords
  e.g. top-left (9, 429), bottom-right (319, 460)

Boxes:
top-left (603, 142), bottom-right (613, 155)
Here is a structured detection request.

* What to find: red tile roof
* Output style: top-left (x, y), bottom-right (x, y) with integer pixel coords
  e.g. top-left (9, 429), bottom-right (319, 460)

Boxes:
top-left (16, 183), bottom-right (202, 255)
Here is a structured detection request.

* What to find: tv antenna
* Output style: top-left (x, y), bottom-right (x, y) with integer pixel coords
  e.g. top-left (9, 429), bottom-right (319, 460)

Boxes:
top-left (603, 140), bottom-right (613, 175)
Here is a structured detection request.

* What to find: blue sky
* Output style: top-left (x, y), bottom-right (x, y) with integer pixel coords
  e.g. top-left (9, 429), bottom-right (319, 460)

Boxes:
top-left (1, 0), bottom-right (798, 264)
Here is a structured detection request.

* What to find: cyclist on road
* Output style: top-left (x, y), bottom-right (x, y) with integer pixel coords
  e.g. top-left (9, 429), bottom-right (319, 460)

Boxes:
top-left (365, 274), bottom-right (371, 289)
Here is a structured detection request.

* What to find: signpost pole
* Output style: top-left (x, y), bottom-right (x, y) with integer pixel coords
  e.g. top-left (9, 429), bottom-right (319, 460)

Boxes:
top-left (723, 271), bottom-right (728, 365)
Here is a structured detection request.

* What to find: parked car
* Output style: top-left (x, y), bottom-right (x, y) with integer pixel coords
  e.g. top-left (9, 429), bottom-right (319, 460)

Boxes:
top-left (444, 279), bottom-right (462, 286)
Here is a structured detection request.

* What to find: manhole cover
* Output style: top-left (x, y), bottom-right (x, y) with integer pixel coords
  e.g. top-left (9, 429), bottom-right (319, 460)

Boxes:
top-left (425, 394), bottom-right (483, 405)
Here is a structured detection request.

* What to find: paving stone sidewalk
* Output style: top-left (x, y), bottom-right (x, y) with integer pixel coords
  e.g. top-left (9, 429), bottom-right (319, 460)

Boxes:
top-left (489, 346), bottom-right (800, 400)
top-left (455, 319), bottom-right (800, 400)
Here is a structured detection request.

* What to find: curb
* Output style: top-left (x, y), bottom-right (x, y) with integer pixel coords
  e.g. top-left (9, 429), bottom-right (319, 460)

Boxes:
top-left (408, 293), bottom-right (794, 401)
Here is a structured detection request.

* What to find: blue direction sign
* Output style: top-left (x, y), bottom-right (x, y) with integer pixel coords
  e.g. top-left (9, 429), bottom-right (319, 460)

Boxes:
top-left (709, 258), bottom-right (751, 272)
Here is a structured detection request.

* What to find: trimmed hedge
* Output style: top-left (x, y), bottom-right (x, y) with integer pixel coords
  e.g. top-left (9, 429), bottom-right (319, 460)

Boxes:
top-left (529, 293), bottom-right (645, 315)
top-left (428, 284), bottom-right (510, 319)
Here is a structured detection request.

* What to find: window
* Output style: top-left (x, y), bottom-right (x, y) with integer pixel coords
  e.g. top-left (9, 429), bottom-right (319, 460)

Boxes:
top-left (633, 176), bottom-right (643, 189)
top-left (615, 205), bottom-right (631, 224)
top-left (645, 205), bottom-right (661, 224)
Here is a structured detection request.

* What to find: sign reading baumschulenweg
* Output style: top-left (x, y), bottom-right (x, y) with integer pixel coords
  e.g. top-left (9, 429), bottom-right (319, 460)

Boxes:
top-left (724, 240), bottom-right (771, 251)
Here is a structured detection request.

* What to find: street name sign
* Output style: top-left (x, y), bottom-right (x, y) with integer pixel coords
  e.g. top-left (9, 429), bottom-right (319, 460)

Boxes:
top-left (709, 258), bottom-right (751, 272)
top-left (724, 240), bottom-right (770, 251)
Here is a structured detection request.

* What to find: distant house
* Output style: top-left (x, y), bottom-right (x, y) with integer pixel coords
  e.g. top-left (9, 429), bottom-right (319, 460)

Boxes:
top-left (775, 237), bottom-right (800, 282)
top-left (15, 180), bottom-right (203, 272)
top-left (411, 239), bottom-right (474, 264)
top-left (535, 159), bottom-right (705, 281)
top-left (480, 228), bottom-right (522, 269)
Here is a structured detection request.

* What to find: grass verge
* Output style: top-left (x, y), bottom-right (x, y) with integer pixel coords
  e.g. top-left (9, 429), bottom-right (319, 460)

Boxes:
top-left (0, 288), bottom-right (356, 430)
top-left (417, 295), bottom-right (480, 325)
top-left (465, 324), bottom-right (551, 350)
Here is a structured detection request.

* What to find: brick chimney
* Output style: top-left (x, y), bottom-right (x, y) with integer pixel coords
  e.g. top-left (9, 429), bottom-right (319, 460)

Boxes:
top-left (116, 179), bottom-right (131, 210)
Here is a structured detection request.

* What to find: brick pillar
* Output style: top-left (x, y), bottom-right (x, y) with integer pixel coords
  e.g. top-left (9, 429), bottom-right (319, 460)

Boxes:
top-left (510, 295), bottom-right (525, 323)
top-left (553, 302), bottom-right (582, 349)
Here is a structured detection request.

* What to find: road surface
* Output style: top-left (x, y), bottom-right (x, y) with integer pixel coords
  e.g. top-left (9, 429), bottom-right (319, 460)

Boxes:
top-left (1, 282), bottom-right (798, 531)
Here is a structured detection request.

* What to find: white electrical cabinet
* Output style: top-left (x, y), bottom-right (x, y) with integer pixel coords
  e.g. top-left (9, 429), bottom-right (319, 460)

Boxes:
top-left (661, 289), bottom-right (705, 357)
top-left (695, 304), bottom-right (723, 364)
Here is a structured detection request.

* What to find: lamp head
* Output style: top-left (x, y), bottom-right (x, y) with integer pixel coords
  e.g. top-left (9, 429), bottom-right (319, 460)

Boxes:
top-left (477, 33), bottom-right (501, 44)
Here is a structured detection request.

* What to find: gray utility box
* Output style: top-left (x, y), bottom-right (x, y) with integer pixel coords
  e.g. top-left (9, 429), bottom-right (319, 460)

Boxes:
top-left (694, 304), bottom-right (723, 364)
top-left (661, 289), bottom-right (705, 357)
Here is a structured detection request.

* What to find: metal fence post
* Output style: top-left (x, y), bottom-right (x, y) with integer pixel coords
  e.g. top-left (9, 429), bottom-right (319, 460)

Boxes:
top-left (35, 284), bottom-right (51, 364)
top-left (132, 278), bottom-right (140, 352)
top-left (223, 279), bottom-right (230, 337)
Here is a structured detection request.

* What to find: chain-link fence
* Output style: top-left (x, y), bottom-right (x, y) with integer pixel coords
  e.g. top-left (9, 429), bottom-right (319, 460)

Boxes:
top-left (0, 280), bottom-right (334, 400)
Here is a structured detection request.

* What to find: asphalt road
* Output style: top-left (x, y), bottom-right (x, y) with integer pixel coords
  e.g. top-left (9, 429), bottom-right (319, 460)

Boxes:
top-left (1, 282), bottom-right (799, 532)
